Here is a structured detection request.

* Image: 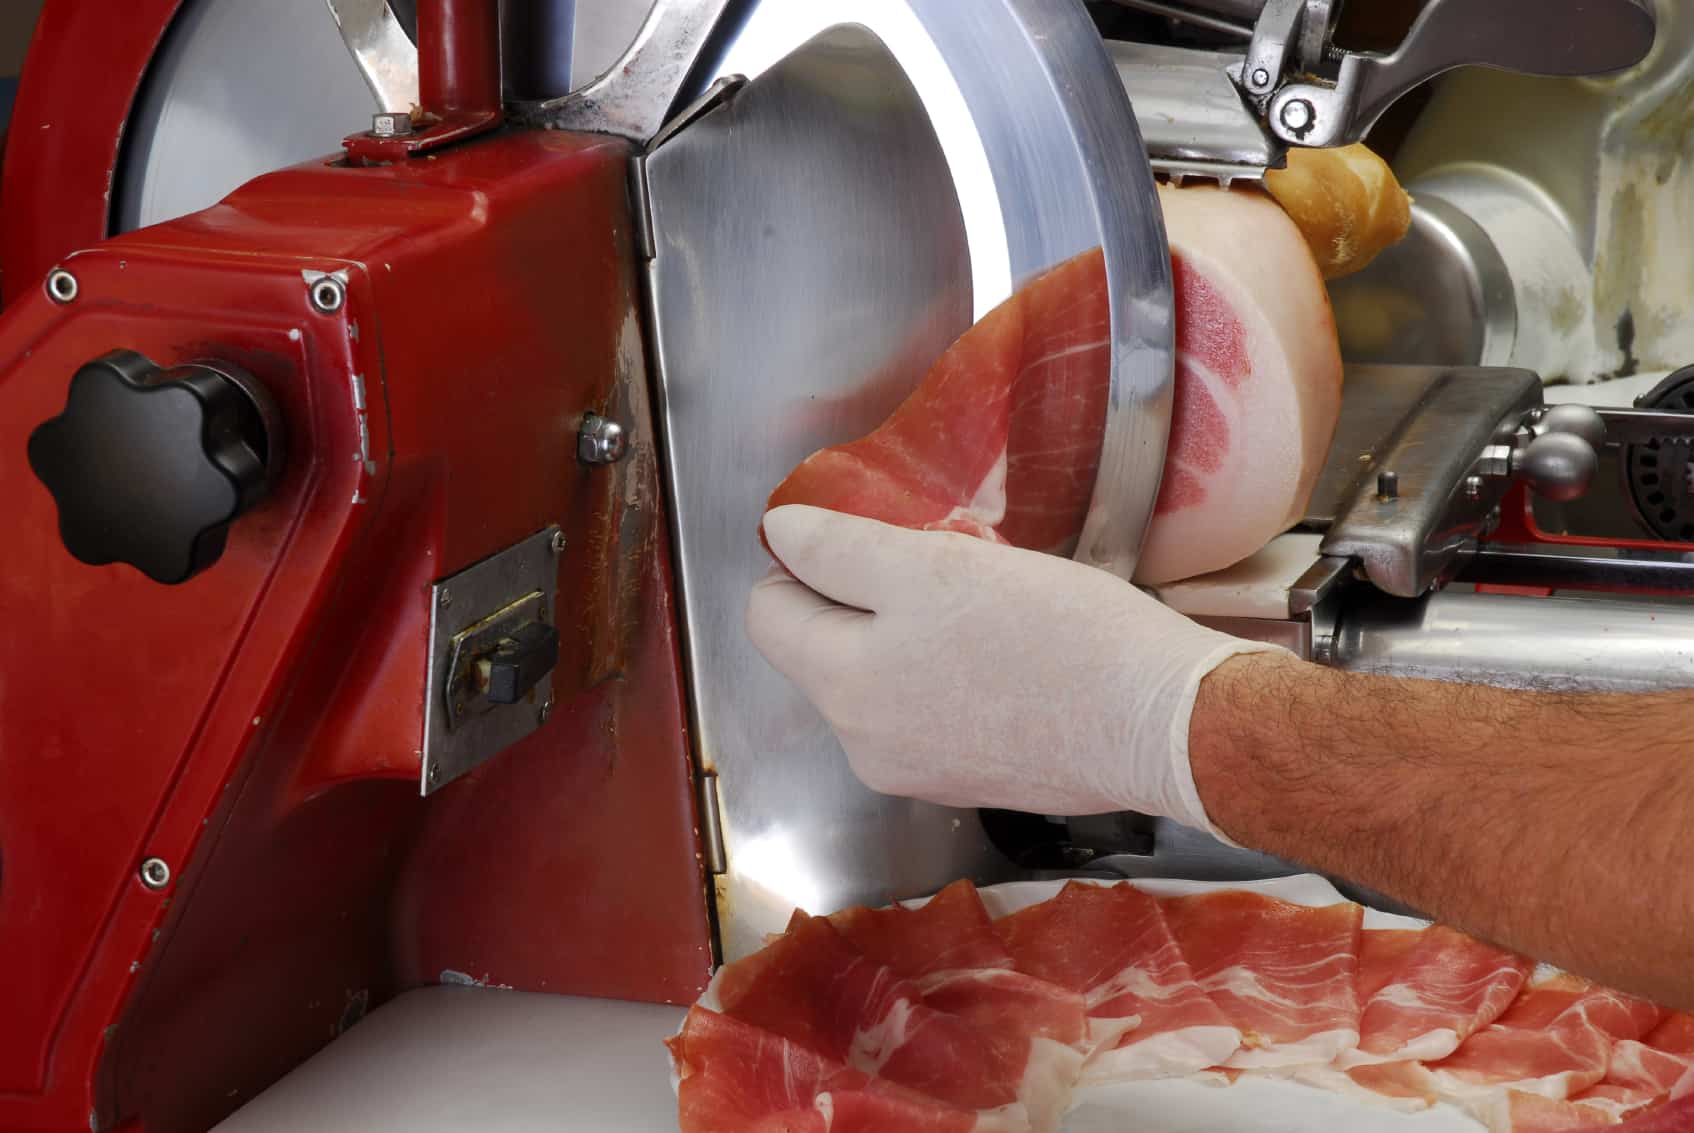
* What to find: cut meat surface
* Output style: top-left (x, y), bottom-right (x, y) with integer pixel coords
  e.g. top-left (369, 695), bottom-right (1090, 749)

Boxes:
top-left (1132, 185), bottom-right (1343, 583)
top-left (766, 185), bottom-right (1343, 586)
top-left (711, 911), bottom-right (1080, 1132)
top-left (1159, 890), bottom-right (1363, 1068)
top-left (1339, 925), bottom-right (1532, 1066)
top-left (669, 1005), bottom-right (1022, 1133)
top-left (994, 880), bottom-right (1240, 1081)
top-left (825, 882), bottom-right (1090, 1050)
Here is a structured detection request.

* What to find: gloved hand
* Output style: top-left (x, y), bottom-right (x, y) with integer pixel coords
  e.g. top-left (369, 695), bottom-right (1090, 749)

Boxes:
top-left (746, 505), bottom-right (1289, 836)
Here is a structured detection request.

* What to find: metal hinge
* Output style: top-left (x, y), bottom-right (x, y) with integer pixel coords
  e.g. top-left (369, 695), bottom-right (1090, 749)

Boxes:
top-left (698, 769), bottom-right (726, 875)
top-left (631, 154), bottom-right (656, 262)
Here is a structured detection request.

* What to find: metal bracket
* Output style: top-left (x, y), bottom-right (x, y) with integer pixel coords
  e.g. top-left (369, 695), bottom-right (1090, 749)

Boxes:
top-left (421, 526), bottom-right (562, 795)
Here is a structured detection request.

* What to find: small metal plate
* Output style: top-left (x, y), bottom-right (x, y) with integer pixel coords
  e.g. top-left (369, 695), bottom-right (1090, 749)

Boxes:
top-left (1313, 365), bottom-right (1542, 598)
top-left (422, 527), bottom-right (560, 795)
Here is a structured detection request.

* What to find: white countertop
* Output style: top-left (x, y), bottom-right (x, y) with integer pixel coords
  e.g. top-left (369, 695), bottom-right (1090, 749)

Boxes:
top-left (216, 987), bottom-right (687, 1132)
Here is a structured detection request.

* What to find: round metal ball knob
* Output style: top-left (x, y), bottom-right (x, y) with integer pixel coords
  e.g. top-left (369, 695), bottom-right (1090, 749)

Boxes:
top-left (27, 350), bottom-right (283, 584)
top-left (1515, 432), bottom-right (1598, 503)
top-left (1539, 403), bottom-right (1608, 450)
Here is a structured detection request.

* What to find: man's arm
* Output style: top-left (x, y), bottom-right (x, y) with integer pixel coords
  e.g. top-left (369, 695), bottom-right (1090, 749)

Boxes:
top-left (1192, 653), bottom-right (1694, 1010)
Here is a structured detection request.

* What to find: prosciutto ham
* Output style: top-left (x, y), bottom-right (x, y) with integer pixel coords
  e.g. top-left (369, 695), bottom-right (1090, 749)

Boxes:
top-left (994, 880), bottom-right (1240, 1080)
top-left (669, 1005), bottom-right (1017, 1133)
top-left (1341, 926), bottom-right (1533, 1066)
top-left (826, 880), bottom-right (1091, 1050)
top-left (766, 185), bottom-right (1343, 586)
top-left (672, 881), bottom-right (1686, 1132)
top-left (706, 909), bottom-right (1080, 1132)
top-left (1159, 889), bottom-right (1364, 1068)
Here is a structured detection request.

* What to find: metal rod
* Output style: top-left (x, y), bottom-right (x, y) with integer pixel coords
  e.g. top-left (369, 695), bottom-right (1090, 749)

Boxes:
top-left (418, 0), bottom-right (502, 115)
top-left (1333, 589), bottom-right (1694, 692)
top-left (1109, 0), bottom-right (1254, 38)
top-left (1463, 543), bottom-right (1694, 593)
top-left (503, 0), bottom-right (576, 101)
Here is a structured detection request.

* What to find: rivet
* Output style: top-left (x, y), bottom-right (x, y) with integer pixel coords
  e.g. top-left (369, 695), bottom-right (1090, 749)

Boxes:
top-left (139, 858), bottom-right (172, 890)
top-left (46, 268), bottom-right (79, 304)
top-left (309, 276), bottom-right (346, 315)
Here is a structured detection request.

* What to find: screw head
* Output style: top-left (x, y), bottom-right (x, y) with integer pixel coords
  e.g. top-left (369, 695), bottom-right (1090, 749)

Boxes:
top-left (308, 275), bottom-right (346, 314)
top-left (1279, 98), bottom-right (1315, 133)
top-left (46, 268), bottom-right (79, 304)
top-left (1250, 67), bottom-right (1272, 89)
top-left (1463, 474), bottom-right (1486, 501)
top-left (427, 762), bottom-right (440, 785)
top-left (139, 858), bottom-right (171, 890)
top-left (578, 415), bottom-right (628, 464)
top-left (370, 111), bottom-right (414, 138)
top-left (438, 588), bottom-right (452, 608)
top-left (551, 530), bottom-right (567, 554)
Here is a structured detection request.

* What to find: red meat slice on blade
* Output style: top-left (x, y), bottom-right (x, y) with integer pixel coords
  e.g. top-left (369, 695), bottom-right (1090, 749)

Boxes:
top-left (824, 881), bottom-right (1090, 1049)
top-left (767, 249), bottom-right (1108, 556)
top-left (993, 880), bottom-right (1241, 1080)
top-left (669, 1005), bottom-right (1020, 1133)
top-left (1159, 890), bottom-right (1364, 1069)
top-left (1338, 924), bottom-right (1533, 1066)
top-left (765, 186), bottom-right (1343, 586)
top-left (711, 911), bottom-right (1080, 1132)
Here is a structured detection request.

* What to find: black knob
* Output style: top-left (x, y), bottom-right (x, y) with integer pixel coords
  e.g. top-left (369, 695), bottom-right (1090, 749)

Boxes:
top-left (27, 350), bottom-right (282, 584)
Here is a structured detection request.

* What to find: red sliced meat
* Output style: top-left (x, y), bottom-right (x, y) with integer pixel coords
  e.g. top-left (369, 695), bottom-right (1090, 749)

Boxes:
top-left (993, 880), bottom-right (1241, 1080)
top-left (712, 911), bottom-right (1080, 1132)
top-left (827, 879), bottom-right (1017, 977)
top-left (1158, 890), bottom-right (1364, 1068)
top-left (1362, 975), bottom-right (1667, 1119)
top-left (825, 881), bottom-right (1090, 1049)
top-left (1339, 925), bottom-right (1533, 1066)
top-left (767, 249), bottom-right (1108, 556)
top-left (1616, 1093), bottom-right (1694, 1131)
top-left (1607, 1013), bottom-right (1694, 1099)
top-left (669, 1005), bottom-right (1018, 1133)
top-left (766, 186), bottom-right (1343, 586)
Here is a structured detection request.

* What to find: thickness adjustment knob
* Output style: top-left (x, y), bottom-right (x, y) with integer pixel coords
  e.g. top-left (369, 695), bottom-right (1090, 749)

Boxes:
top-left (28, 350), bottom-right (283, 584)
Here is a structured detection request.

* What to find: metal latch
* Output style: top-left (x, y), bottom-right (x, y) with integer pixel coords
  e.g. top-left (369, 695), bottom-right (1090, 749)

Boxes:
top-left (422, 526), bottom-right (563, 794)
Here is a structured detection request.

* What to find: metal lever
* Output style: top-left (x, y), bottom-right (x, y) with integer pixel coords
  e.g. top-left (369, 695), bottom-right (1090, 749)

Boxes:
top-left (1268, 0), bottom-right (1656, 147)
top-left (516, 0), bottom-right (744, 141)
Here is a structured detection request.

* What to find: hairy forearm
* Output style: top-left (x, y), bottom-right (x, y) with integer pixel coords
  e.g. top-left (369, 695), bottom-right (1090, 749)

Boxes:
top-left (1190, 652), bottom-right (1694, 1010)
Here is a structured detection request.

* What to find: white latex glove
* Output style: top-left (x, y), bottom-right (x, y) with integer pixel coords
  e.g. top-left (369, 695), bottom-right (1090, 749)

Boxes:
top-left (746, 505), bottom-right (1289, 836)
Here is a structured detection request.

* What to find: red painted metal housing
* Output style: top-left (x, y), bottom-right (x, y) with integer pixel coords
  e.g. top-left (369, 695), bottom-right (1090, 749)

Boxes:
top-left (0, 0), bottom-right (184, 305)
top-left (0, 130), bottom-right (712, 1132)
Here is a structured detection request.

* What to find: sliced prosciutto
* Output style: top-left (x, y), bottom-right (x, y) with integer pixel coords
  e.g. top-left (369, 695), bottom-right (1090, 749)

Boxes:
top-left (825, 881), bottom-right (1090, 1050)
top-left (1351, 975), bottom-right (1667, 1120)
top-left (711, 910), bottom-right (1080, 1132)
top-left (1158, 890), bottom-right (1364, 1068)
top-left (767, 249), bottom-right (1109, 556)
top-left (993, 880), bottom-right (1240, 1080)
top-left (1605, 1013), bottom-right (1694, 1101)
top-left (669, 1005), bottom-right (1023, 1133)
top-left (1339, 925), bottom-right (1533, 1066)
top-left (766, 186), bottom-right (1343, 587)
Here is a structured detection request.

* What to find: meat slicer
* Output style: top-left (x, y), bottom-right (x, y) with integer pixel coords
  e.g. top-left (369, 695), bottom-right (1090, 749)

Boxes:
top-left (1, 0), bottom-right (1689, 1129)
